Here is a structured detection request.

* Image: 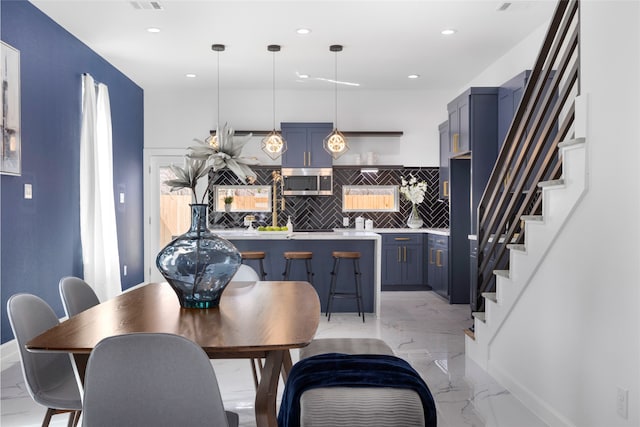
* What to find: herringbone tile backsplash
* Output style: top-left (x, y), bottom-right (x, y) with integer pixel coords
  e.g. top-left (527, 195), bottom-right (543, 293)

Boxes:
top-left (209, 166), bottom-right (449, 230)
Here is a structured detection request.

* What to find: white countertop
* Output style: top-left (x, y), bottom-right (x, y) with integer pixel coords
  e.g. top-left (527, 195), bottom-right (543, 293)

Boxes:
top-left (212, 228), bottom-right (449, 239)
top-left (212, 229), bottom-right (381, 240)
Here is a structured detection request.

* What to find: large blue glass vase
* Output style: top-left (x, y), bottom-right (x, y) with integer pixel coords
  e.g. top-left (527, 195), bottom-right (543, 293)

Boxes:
top-left (156, 204), bottom-right (241, 308)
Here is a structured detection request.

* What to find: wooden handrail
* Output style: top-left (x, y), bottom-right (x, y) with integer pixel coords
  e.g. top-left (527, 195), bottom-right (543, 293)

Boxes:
top-left (474, 0), bottom-right (580, 312)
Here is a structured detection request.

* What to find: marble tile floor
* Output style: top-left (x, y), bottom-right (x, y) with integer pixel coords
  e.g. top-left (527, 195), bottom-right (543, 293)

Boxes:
top-left (1, 291), bottom-right (548, 427)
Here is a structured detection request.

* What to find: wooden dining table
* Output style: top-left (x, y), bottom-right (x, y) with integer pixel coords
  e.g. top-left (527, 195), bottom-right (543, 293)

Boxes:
top-left (26, 280), bottom-right (321, 427)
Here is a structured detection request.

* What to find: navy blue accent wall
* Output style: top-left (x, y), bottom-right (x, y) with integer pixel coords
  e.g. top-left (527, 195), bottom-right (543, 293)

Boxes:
top-left (1, 1), bottom-right (144, 343)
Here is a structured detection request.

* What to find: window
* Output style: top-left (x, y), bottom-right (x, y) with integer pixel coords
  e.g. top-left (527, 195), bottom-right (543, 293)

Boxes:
top-left (342, 185), bottom-right (399, 212)
top-left (214, 186), bottom-right (271, 212)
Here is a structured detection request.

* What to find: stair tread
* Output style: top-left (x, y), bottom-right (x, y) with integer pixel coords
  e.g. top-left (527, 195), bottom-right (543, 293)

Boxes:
top-left (481, 292), bottom-right (497, 302)
top-left (538, 178), bottom-right (565, 188)
top-left (558, 137), bottom-right (586, 148)
top-left (472, 311), bottom-right (486, 322)
top-left (464, 328), bottom-right (476, 340)
top-left (507, 243), bottom-right (526, 252)
top-left (494, 269), bottom-right (510, 278)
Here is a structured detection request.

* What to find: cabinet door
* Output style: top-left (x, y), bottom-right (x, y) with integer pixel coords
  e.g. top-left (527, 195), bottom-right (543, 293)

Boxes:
top-left (307, 124), bottom-right (333, 168)
top-left (381, 242), bottom-right (403, 285)
top-left (281, 125), bottom-right (308, 167)
top-left (402, 243), bottom-right (424, 285)
top-left (457, 98), bottom-right (470, 153)
top-left (448, 106), bottom-right (460, 156)
top-left (439, 121), bottom-right (449, 200)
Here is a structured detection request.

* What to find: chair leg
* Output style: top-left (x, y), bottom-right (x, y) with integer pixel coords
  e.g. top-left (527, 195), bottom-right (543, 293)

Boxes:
top-left (259, 259), bottom-right (267, 280)
top-left (326, 258), bottom-right (339, 321)
top-left (354, 258), bottom-right (365, 323)
top-left (305, 259), bottom-right (314, 284)
top-left (42, 408), bottom-right (54, 427)
top-left (282, 259), bottom-right (291, 280)
top-left (67, 411), bottom-right (81, 427)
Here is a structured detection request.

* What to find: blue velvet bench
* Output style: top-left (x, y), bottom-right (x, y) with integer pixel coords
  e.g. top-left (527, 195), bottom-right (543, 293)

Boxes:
top-left (284, 338), bottom-right (433, 427)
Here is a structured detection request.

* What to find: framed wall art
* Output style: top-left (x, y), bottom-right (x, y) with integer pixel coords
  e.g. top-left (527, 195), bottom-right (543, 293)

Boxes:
top-left (1, 41), bottom-right (21, 176)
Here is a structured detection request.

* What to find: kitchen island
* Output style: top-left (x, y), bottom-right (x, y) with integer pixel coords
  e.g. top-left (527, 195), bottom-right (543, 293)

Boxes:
top-left (215, 230), bottom-right (382, 315)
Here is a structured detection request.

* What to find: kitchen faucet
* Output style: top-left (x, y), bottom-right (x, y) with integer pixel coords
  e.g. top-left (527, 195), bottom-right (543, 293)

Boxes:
top-left (271, 171), bottom-right (285, 227)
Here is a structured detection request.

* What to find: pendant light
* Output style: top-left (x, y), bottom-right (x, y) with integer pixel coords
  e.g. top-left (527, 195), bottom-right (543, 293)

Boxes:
top-left (206, 43), bottom-right (225, 149)
top-left (261, 44), bottom-right (287, 160)
top-left (323, 44), bottom-right (349, 159)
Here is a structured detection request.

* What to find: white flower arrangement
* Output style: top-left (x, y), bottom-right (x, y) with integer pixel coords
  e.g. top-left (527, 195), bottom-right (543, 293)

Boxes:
top-left (399, 174), bottom-right (427, 205)
top-left (165, 124), bottom-right (260, 203)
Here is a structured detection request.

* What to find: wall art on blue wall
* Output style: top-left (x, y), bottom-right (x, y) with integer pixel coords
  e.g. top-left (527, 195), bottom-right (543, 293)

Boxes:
top-left (1, 41), bottom-right (21, 176)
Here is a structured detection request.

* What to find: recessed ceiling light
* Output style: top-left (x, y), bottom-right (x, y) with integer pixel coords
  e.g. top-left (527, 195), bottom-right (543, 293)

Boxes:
top-left (296, 28), bottom-right (311, 35)
top-left (441, 29), bottom-right (457, 36)
top-left (298, 74), bottom-right (309, 79)
top-left (408, 74), bottom-right (420, 79)
top-left (147, 27), bottom-right (161, 33)
top-left (185, 73), bottom-right (197, 78)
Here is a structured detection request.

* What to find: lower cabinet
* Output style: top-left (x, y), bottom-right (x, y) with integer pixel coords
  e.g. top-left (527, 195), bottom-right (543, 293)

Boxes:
top-left (381, 234), bottom-right (424, 289)
top-left (427, 234), bottom-right (449, 298)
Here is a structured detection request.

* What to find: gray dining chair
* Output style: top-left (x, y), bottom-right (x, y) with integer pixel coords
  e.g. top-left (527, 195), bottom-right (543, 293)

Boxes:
top-left (59, 276), bottom-right (100, 318)
top-left (6, 293), bottom-right (82, 427)
top-left (232, 265), bottom-right (264, 390)
top-left (81, 333), bottom-right (238, 427)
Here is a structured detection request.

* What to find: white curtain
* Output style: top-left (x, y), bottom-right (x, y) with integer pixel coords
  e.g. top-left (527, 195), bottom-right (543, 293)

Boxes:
top-left (80, 74), bottom-right (122, 301)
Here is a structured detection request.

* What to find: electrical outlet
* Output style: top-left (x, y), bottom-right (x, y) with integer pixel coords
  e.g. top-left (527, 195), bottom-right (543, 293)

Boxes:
top-left (617, 387), bottom-right (628, 419)
top-left (24, 183), bottom-right (32, 199)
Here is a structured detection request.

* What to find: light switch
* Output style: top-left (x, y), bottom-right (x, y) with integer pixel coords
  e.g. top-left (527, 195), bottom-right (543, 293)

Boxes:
top-left (24, 183), bottom-right (32, 199)
top-left (119, 192), bottom-right (125, 204)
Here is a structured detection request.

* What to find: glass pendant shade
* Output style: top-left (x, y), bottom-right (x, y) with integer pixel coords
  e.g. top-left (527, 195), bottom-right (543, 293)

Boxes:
top-left (261, 130), bottom-right (287, 160)
top-left (262, 44), bottom-right (286, 160)
top-left (323, 129), bottom-right (349, 159)
top-left (326, 44), bottom-right (349, 160)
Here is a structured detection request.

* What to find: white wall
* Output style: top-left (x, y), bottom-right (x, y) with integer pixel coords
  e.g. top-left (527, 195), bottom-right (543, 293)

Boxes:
top-left (483, 2), bottom-right (640, 426)
top-left (145, 85), bottom-right (456, 167)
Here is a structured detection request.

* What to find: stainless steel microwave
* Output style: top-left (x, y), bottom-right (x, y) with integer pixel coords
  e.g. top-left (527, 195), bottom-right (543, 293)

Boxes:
top-left (281, 168), bottom-right (333, 196)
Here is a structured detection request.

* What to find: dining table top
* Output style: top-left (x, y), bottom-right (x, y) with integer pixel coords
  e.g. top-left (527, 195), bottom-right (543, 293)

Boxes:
top-left (27, 280), bottom-right (321, 358)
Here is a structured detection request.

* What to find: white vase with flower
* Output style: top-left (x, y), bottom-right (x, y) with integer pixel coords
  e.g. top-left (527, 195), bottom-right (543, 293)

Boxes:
top-left (400, 174), bottom-right (427, 229)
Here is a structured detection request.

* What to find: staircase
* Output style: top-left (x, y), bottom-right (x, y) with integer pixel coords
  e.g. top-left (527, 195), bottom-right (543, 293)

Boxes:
top-left (465, 134), bottom-right (586, 370)
top-left (466, 0), bottom-right (583, 369)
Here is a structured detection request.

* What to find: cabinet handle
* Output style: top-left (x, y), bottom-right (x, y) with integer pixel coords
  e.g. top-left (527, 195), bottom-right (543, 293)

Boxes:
top-left (443, 181), bottom-right (449, 197)
top-left (303, 152), bottom-right (307, 166)
top-left (403, 246), bottom-right (407, 263)
top-left (394, 237), bottom-right (411, 241)
top-left (436, 250), bottom-right (442, 267)
top-left (397, 247), bottom-right (401, 263)
top-left (429, 248), bottom-right (435, 265)
top-left (308, 151), bottom-right (311, 166)
top-left (453, 133), bottom-right (459, 153)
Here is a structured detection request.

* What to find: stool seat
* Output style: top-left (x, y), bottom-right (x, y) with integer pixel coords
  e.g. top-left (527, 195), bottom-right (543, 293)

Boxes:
top-left (241, 251), bottom-right (267, 280)
top-left (332, 251), bottom-right (361, 259)
top-left (284, 251), bottom-right (313, 260)
top-left (241, 251), bottom-right (265, 260)
top-left (283, 252), bottom-right (314, 283)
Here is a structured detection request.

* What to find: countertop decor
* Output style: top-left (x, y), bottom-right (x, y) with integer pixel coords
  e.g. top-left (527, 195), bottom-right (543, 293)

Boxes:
top-left (400, 174), bottom-right (427, 229)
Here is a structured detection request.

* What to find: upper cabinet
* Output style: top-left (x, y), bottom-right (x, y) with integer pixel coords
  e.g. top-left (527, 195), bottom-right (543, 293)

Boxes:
top-left (447, 95), bottom-right (470, 155)
top-left (281, 122), bottom-right (333, 168)
top-left (438, 121), bottom-right (449, 200)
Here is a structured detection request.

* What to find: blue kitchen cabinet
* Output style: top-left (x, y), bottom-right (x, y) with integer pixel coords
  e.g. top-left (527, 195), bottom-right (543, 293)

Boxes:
top-left (445, 87), bottom-right (499, 304)
top-left (381, 234), bottom-right (424, 290)
top-left (439, 121), bottom-right (449, 200)
top-left (281, 122), bottom-right (333, 168)
top-left (427, 234), bottom-right (449, 299)
top-left (448, 94), bottom-right (470, 155)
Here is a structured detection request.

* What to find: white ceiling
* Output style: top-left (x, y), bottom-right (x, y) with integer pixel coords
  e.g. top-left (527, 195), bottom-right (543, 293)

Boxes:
top-left (30, 0), bottom-right (556, 92)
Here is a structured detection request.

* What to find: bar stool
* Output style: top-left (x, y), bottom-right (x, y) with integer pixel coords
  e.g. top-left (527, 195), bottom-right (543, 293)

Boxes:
top-left (241, 251), bottom-right (267, 280)
top-left (282, 251), bottom-right (314, 284)
top-left (326, 251), bottom-right (364, 322)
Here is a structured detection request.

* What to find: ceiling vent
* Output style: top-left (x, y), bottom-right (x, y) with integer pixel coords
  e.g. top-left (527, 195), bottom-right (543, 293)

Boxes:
top-left (130, 1), bottom-right (163, 10)
top-left (497, 2), bottom-right (512, 11)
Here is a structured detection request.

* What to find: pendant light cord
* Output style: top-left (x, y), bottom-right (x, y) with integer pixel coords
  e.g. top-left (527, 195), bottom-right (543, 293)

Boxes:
top-left (272, 50), bottom-right (276, 130)
top-left (217, 50), bottom-right (220, 129)
top-left (334, 50), bottom-right (338, 129)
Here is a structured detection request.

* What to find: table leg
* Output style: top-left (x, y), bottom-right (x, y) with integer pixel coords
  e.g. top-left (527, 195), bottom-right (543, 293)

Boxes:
top-left (255, 350), bottom-right (284, 427)
top-left (281, 350), bottom-right (293, 383)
